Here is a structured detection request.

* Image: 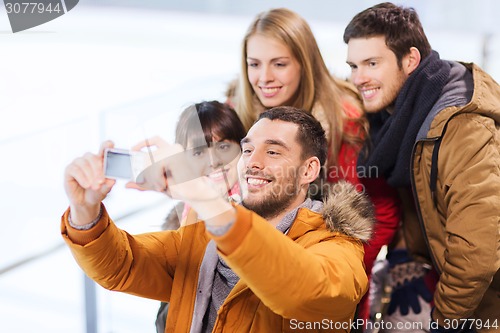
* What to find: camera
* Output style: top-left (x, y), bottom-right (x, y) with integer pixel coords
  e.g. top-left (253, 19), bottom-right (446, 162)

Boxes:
top-left (103, 148), bottom-right (147, 181)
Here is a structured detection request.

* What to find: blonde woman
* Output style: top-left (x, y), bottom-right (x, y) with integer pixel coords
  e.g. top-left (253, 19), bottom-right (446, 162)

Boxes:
top-left (233, 8), bottom-right (366, 171)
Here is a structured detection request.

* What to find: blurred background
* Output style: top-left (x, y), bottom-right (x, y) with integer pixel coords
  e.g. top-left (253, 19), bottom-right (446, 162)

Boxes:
top-left (0, 1), bottom-right (498, 332)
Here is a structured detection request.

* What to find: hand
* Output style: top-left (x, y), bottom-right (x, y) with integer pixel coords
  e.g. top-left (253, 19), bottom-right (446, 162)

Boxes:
top-left (64, 141), bottom-right (116, 225)
top-left (129, 137), bottom-right (234, 225)
top-left (129, 137), bottom-right (220, 202)
top-left (125, 136), bottom-right (175, 193)
top-left (386, 249), bottom-right (434, 316)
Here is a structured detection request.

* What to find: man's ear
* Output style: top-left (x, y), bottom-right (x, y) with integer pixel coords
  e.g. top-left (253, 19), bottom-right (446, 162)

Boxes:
top-left (300, 156), bottom-right (321, 186)
top-left (403, 47), bottom-right (421, 75)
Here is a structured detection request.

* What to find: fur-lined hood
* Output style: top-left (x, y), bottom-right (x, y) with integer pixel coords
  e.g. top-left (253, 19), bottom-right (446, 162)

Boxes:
top-left (321, 180), bottom-right (374, 242)
top-left (164, 180), bottom-right (375, 242)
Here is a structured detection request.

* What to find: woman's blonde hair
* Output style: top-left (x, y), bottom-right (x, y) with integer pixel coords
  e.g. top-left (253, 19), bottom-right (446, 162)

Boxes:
top-left (235, 8), bottom-right (366, 166)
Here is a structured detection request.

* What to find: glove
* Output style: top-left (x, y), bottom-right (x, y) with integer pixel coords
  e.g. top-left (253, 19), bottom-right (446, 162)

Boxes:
top-left (386, 249), bottom-right (433, 316)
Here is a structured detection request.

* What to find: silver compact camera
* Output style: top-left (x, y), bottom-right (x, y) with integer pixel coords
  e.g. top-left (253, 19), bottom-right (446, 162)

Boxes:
top-left (103, 148), bottom-right (147, 181)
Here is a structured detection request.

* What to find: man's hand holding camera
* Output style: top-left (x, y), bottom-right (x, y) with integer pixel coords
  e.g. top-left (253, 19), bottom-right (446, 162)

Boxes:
top-left (64, 140), bottom-right (116, 226)
top-left (64, 138), bottom-right (236, 228)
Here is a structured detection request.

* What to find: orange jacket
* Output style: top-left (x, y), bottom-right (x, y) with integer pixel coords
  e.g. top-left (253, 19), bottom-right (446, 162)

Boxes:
top-left (61, 183), bottom-right (373, 332)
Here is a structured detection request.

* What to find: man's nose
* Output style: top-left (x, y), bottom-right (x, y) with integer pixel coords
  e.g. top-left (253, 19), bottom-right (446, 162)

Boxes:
top-left (351, 67), bottom-right (369, 87)
top-left (245, 149), bottom-right (264, 170)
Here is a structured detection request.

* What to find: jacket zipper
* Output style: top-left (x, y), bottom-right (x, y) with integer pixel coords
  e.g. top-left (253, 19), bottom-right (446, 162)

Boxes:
top-left (410, 138), bottom-right (442, 275)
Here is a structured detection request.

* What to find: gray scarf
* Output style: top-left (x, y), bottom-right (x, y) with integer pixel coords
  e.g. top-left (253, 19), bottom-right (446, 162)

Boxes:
top-left (189, 199), bottom-right (323, 333)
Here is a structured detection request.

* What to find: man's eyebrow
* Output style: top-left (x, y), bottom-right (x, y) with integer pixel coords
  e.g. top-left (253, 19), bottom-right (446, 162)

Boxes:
top-left (347, 57), bottom-right (382, 65)
top-left (240, 138), bottom-right (291, 151)
top-left (264, 139), bottom-right (290, 151)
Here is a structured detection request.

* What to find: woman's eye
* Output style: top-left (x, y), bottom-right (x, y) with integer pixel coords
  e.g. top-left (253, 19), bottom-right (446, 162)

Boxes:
top-left (217, 143), bottom-right (231, 151)
top-left (192, 149), bottom-right (205, 157)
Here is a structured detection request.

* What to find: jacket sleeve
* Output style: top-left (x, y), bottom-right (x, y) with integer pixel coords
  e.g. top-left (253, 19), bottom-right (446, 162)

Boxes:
top-left (61, 205), bottom-right (181, 302)
top-left (210, 206), bottom-right (368, 322)
top-left (433, 113), bottom-right (500, 321)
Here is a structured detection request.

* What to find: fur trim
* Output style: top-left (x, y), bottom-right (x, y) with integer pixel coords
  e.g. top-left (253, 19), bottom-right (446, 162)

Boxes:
top-left (322, 180), bottom-right (374, 242)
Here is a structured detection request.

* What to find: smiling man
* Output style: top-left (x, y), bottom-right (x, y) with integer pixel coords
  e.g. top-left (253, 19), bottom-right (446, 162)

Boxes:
top-left (239, 112), bottom-right (314, 223)
top-left (61, 106), bottom-right (374, 332)
top-left (344, 3), bottom-right (500, 332)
